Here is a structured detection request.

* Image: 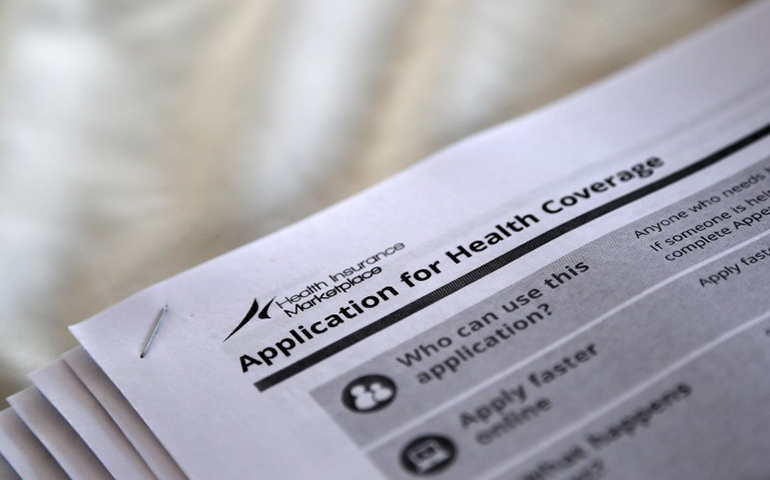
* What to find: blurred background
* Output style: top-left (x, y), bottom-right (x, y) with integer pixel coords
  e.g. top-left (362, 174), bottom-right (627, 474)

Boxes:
top-left (0, 0), bottom-right (750, 407)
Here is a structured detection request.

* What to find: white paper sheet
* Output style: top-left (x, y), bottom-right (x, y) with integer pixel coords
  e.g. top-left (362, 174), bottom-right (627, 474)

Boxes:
top-left (0, 452), bottom-right (20, 480)
top-left (70, 2), bottom-right (770, 479)
top-left (0, 409), bottom-right (62, 480)
top-left (29, 359), bottom-right (156, 479)
top-left (7, 387), bottom-right (112, 480)
top-left (64, 347), bottom-right (188, 480)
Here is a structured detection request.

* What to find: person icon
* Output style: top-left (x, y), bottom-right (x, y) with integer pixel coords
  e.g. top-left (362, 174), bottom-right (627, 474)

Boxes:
top-left (342, 375), bottom-right (397, 413)
top-left (350, 384), bottom-right (378, 411)
top-left (370, 382), bottom-right (393, 403)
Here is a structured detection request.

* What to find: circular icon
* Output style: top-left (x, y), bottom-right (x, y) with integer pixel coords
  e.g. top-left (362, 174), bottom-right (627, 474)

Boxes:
top-left (341, 374), bottom-right (397, 413)
top-left (401, 434), bottom-right (456, 476)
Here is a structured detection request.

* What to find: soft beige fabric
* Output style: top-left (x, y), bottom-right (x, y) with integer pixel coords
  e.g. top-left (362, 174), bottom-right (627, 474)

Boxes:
top-left (0, 0), bottom-right (748, 406)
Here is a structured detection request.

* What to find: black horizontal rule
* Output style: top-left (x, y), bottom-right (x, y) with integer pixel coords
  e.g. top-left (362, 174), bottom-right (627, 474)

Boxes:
top-left (255, 120), bottom-right (770, 392)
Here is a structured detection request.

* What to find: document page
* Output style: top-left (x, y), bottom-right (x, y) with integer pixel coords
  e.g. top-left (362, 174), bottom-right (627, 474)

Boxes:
top-left (0, 409), bottom-right (67, 480)
top-left (71, 2), bottom-right (770, 479)
top-left (0, 454), bottom-right (19, 480)
top-left (63, 347), bottom-right (187, 480)
top-left (7, 388), bottom-right (111, 480)
top-left (29, 359), bottom-right (155, 479)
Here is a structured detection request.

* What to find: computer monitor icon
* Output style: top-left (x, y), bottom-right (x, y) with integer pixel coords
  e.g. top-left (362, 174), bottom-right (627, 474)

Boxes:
top-left (401, 435), bottom-right (456, 475)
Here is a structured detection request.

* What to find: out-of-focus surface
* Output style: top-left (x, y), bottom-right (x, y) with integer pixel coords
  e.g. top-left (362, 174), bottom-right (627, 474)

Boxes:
top-left (0, 0), bottom-right (750, 406)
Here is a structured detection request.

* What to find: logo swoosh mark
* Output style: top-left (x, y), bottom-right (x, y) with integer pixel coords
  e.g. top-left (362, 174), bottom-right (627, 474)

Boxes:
top-left (223, 297), bottom-right (275, 342)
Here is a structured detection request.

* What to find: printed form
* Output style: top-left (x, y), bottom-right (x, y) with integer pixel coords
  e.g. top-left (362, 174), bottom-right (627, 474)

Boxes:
top-left (70, 2), bottom-right (770, 479)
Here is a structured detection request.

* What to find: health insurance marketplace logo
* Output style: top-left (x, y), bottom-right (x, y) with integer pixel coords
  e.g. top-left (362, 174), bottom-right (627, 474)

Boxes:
top-left (222, 242), bottom-right (405, 342)
top-left (223, 296), bottom-right (275, 342)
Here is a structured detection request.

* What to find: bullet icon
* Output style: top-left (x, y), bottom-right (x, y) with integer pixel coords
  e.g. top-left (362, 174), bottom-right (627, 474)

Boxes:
top-left (341, 374), bottom-right (397, 413)
top-left (400, 434), bottom-right (456, 476)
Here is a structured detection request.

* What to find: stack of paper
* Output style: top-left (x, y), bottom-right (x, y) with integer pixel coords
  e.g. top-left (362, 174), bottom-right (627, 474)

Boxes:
top-left (3, 2), bottom-right (770, 479)
top-left (0, 346), bottom-right (187, 479)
